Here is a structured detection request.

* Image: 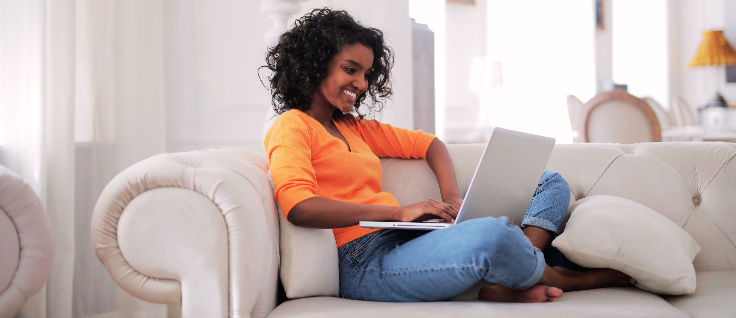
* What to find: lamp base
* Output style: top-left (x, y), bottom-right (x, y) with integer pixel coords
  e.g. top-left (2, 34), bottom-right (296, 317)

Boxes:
top-left (706, 93), bottom-right (728, 107)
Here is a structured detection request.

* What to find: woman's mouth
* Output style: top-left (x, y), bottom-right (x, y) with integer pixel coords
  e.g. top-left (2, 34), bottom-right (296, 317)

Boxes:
top-left (343, 89), bottom-right (357, 102)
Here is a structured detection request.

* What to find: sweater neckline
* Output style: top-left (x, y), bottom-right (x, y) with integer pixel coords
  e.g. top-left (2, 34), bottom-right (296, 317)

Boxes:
top-left (331, 119), bottom-right (353, 152)
top-left (293, 109), bottom-right (353, 153)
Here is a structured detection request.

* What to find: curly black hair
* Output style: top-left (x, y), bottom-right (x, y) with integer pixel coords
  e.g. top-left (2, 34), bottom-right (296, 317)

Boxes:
top-left (261, 8), bottom-right (394, 119)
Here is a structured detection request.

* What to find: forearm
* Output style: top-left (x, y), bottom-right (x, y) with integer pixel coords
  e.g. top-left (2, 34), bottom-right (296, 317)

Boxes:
top-left (288, 196), bottom-right (398, 229)
top-left (425, 138), bottom-right (461, 202)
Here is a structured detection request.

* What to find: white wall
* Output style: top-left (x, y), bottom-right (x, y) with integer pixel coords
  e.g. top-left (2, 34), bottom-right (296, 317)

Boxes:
top-left (164, 0), bottom-right (272, 152)
top-left (164, 0), bottom-right (413, 153)
top-left (443, 0), bottom-right (488, 142)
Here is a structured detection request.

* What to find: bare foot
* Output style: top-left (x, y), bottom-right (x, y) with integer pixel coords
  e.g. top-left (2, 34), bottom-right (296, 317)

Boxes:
top-left (479, 284), bottom-right (563, 303)
top-left (539, 266), bottom-right (636, 292)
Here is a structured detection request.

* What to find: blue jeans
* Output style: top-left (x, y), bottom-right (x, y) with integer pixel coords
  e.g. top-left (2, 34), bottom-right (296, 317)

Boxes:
top-left (338, 171), bottom-right (571, 302)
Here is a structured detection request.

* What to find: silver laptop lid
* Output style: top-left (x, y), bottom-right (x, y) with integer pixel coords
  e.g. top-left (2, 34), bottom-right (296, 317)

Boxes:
top-left (455, 127), bottom-right (555, 225)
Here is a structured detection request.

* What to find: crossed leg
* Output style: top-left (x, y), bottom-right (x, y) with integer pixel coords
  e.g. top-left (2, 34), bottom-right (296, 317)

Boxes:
top-left (479, 226), bottom-right (635, 303)
top-left (478, 171), bottom-right (634, 303)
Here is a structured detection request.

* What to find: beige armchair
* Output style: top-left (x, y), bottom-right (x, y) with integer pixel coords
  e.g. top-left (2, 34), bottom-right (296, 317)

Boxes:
top-left (579, 91), bottom-right (662, 143)
top-left (642, 97), bottom-right (673, 130)
top-left (0, 165), bottom-right (53, 318)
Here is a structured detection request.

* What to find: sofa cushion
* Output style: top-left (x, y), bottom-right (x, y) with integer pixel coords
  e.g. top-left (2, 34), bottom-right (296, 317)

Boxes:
top-left (268, 167), bottom-right (339, 298)
top-left (267, 288), bottom-right (689, 318)
top-left (665, 270), bottom-right (736, 318)
top-left (277, 210), bottom-right (340, 298)
top-left (552, 195), bottom-right (701, 295)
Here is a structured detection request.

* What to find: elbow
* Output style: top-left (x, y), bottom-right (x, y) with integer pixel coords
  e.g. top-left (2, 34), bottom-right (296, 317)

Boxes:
top-left (285, 196), bottom-right (321, 228)
top-left (286, 204), bottom-right (307, 227)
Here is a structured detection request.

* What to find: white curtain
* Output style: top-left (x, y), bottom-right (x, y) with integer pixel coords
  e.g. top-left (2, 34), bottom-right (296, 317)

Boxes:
top-left (1, 0), bottom-right (169, 317)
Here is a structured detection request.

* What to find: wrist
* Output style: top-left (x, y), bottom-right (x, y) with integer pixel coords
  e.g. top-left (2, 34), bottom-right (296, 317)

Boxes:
top-left (441, 191), bottom-right (462, 202)
top-left (392, 205), bottom-right (404, 221)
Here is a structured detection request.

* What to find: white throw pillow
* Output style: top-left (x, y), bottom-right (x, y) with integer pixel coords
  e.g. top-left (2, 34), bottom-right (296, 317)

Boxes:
top-left (552, 195), bottom-right (701, 295)
top-left (268, 168), bottom-right (339, 299)
top-left (278, 209), bottom-right (339, 298)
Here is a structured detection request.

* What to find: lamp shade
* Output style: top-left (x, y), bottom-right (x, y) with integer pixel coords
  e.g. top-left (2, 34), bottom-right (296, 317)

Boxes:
top-left (688, 30), bottom-right (736, 67)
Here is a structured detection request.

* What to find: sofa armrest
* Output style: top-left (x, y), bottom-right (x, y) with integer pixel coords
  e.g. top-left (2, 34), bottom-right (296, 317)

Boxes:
top-left (91, 148), bottom-right (280, 318)
top-left (0, 165), bottom-right (53, 318)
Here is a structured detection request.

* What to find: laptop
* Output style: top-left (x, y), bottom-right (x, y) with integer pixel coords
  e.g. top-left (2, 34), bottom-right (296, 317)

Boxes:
top-left (359, 127), bottom-right (555, 230)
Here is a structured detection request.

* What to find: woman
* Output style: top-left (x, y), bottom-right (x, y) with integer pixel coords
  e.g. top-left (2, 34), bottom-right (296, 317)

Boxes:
top-left (262, 8), bottom-right (633, 303)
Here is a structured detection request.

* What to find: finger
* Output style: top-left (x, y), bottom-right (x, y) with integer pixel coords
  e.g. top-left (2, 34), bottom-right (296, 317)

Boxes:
top-left (427, 199), bottom-right (458, 219)
top-left (427, 199), bottom-right (457, 215)
top-left (426, 200), bottom-right (455, 220)
top-left (424, 202), bottom-right (455, 223)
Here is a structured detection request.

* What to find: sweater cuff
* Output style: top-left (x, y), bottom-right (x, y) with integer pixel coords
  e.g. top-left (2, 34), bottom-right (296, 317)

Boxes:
top-left (277, 187), bottom-right (319, 216)
top-left (414, 131), bottom-right (437, 159)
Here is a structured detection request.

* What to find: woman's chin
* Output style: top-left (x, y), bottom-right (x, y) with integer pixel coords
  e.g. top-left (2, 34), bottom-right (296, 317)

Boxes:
top-left (338, 105), bottom-right (354, 113)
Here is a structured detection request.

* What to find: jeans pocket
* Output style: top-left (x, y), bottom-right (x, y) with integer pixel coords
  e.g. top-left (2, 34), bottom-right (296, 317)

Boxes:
top-left (349, 231), bottom-right (382, 263)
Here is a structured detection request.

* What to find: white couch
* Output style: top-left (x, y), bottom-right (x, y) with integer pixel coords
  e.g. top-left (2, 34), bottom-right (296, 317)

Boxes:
top-left (91, 142), bottom-right (736, 318)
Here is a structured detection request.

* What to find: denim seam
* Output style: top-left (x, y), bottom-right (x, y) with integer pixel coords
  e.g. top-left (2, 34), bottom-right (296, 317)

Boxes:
top-left (354, 263), bottom-right (516, 287)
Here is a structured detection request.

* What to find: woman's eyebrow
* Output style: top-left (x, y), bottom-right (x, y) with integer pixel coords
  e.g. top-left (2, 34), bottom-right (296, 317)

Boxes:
top-left (344, 59), bottom-right (367, 69)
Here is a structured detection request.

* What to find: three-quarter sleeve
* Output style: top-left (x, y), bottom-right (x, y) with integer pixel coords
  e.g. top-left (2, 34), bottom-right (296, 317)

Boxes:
top-left (264, 115), bottom-right (319, 216)
top-left (350, 117), bottom-right (437, 159)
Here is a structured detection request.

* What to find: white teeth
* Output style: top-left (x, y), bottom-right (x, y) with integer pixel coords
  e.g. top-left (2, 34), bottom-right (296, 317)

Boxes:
top-left (343, 90), bottom-right (356, 98)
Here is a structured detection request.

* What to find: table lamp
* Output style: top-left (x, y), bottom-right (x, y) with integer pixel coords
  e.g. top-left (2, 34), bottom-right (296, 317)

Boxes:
top-left (688, 30), bottom-right (736, 107)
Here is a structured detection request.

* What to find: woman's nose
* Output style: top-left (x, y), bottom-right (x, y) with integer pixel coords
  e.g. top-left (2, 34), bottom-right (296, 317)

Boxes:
top-left (355, 76), bottom-right (367, 91)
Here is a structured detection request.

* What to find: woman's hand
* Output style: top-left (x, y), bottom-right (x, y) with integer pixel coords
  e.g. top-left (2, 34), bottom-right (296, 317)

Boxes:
top-left (396, 199), bottom-right (457, 223)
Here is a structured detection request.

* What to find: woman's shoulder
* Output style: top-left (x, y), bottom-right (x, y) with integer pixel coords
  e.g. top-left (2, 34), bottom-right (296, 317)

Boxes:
top-left (272, 109), bottom-right (315, 129)
top-left (279, 108), bottom-right (308, 121)
top-left (265, 109), bottom-right (315, 142)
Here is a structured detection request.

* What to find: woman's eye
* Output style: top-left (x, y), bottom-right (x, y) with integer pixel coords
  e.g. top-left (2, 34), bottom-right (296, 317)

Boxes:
top-left (344, 67), bottom-right (355, 74)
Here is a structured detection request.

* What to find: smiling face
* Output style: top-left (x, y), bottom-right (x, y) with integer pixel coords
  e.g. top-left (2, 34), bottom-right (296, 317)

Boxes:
top-left (313, 43), bottom-right (374, 114)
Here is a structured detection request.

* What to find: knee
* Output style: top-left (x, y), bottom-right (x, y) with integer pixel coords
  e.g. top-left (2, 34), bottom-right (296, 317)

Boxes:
top-left (463, 218), bottom-right (529, 253)
top-left (542, 171), bottom-right (565, 184)
top-left (543, 171), bottom-right (570, 193)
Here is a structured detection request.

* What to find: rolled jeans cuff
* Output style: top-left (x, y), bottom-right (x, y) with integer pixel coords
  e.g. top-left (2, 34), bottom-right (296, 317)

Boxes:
top-left (516, 247), bottom-right (546, 289)
top-left (521, 216), bottom-right (559, 234)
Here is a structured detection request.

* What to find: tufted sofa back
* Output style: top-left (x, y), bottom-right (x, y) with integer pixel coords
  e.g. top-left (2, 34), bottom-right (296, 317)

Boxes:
top-left (380, 142), bottom-right (736, 272)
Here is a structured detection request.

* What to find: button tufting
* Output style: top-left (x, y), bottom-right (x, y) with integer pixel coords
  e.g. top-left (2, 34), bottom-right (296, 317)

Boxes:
top-left (692, 196), bottom-right (700, 205)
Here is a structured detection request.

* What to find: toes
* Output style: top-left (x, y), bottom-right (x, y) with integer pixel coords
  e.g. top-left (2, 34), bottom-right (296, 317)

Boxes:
top-left (618, 275), bottom-right (636, 287)
top-left (545, 287), bottom-right (564, 298)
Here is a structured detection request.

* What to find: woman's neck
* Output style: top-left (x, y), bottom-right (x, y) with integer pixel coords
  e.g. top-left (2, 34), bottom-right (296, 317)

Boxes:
top-left (304, 94), bottom-right (337, 127)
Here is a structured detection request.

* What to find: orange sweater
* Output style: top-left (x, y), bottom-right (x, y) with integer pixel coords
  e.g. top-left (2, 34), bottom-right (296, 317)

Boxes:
top-left (264, 109), bottom-right (437, 247)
